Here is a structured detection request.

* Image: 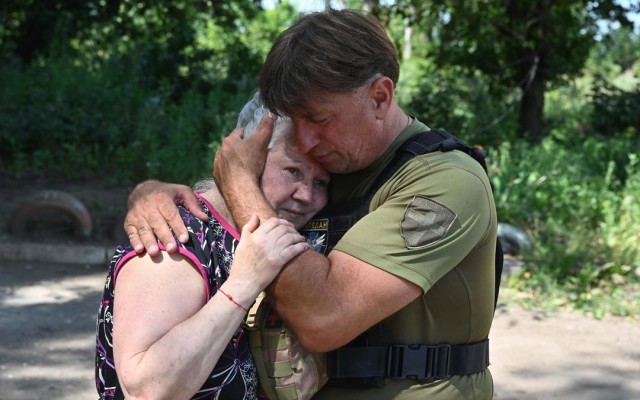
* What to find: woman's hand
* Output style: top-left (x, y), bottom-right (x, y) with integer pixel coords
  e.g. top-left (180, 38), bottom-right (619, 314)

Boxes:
top-left (123, 179), bottom-right (207, 255)
top-left (229, 215), bottom-right (309, 299)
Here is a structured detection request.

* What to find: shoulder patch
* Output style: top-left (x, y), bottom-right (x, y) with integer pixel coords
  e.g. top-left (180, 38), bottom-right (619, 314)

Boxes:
top-left (401, 196), bottom-right (456, 248)
top-left (301, 218), bottom-right (329, 254)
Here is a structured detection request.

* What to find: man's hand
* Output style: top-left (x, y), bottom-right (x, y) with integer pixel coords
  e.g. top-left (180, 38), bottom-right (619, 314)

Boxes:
top-left (213, 113), bottom-right (275, 227)
top-left (124, 180), bottom-right (207, 256)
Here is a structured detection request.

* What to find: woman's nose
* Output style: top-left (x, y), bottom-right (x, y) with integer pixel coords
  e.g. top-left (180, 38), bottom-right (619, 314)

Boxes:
top-left (292, 182), bottom-right (313, 204)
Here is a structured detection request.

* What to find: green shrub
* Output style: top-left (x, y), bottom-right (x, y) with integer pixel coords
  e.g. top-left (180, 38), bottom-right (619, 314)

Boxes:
top-left (0, 53), bottom-right (255, 183)
top-left (492, 135), bottom-right (640, 317)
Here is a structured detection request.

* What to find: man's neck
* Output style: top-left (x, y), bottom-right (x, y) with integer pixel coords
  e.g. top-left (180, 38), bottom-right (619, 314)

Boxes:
top-left (379, 103), bottom-right (410, 152)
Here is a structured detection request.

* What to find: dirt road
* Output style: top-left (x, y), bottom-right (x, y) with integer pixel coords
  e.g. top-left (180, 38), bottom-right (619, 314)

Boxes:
top-left (1, 259), bottom-right (639, 400)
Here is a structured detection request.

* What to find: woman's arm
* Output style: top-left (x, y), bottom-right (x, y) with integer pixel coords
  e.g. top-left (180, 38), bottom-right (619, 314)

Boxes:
top-left (113, 216), bottom-right (308, 400)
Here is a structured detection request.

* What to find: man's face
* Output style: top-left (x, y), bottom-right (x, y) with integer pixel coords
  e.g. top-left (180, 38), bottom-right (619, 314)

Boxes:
top-left (260, 131), bottom-right (330, 230)
top-left (291, 83), bottom-right (386, 174)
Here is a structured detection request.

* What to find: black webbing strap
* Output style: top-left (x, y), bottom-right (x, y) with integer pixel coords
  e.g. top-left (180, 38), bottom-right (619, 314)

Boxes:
top-left (370, 129), bottom-right (489, 195)
top-left (328, 339), bottom-right (490, 381)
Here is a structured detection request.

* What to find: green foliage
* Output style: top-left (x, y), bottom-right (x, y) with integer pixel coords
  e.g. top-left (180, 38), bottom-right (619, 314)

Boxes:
top-left (373, 0), bottom-right (635, 141)
top-left (0, 0), bottom-right (298, 183)
top-left (590, 77), bottom-right (640, 137)
top-left (0, 55), bottom-right (215, 183)
top-left (492, 135), bottom-right (640, 317)
top-left (397, 57), bottom-right (519, 145)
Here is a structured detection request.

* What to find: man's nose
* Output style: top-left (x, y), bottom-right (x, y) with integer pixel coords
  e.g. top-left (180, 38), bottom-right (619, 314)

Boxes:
top-left (295, 121), bottom-right (320, 154)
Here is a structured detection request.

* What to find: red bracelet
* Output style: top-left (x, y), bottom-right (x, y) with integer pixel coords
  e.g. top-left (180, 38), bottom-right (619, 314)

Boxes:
top-left (218, 288), bottom-right (249, 313)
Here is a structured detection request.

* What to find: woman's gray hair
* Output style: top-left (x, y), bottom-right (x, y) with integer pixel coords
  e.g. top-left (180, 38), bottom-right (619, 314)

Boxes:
top-left (195, 92), bottom-right (293, 193)
top-left (236, 91), bottom-right (292, 149)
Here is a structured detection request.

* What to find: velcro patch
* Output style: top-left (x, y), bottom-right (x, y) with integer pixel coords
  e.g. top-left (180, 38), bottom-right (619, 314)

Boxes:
top-left (401, 196), bottom-right (456, 248)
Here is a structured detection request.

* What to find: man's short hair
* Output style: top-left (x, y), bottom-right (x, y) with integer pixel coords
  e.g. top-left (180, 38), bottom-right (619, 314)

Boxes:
top-left (258, 8), bottom-right (399, 117)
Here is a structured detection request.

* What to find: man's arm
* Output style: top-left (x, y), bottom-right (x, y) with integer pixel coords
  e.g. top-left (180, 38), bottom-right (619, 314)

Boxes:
top-left (214, 116), bottom-right (422, 352)
top-left (218, 167), bottom-right (421, 352)
top-left (270, 249), bottom-right (421, 352)
top-left (213, 114), bottom-right (276, 227)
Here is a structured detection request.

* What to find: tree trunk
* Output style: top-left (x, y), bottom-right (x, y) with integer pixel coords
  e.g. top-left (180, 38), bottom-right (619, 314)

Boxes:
top-left (363, 0), bottom-right (378, 13)
top-left (518, 64), bottom-right (545, 143)
top-left (403, 25), bottom-right (413, 60)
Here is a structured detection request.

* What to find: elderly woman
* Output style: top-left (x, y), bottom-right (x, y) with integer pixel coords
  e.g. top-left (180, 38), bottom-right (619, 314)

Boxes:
top-left (95, 93), bottom-right (330, 400)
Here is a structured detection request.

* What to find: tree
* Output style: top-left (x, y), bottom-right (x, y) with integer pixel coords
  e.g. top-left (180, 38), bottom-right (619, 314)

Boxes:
top-left (371, 0), bottom-right (634, 142)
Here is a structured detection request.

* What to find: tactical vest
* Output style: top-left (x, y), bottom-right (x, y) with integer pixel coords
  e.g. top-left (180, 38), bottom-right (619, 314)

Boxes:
top-left (301, 129), bottom-right (504, 386)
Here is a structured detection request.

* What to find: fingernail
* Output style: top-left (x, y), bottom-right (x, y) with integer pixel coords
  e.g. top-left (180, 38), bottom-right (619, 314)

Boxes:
top-left (167, 242), bottom-right (175, 252)
top-left (179, 233), bottom-right (189, 242)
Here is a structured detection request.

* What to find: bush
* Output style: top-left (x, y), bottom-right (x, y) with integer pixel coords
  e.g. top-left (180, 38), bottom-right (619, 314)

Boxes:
top-left (0, 53), bottom-right (254, 184)
top-left (491, 134), bottom-right (640, 317)
top-left (590, 77), bottom-right (640, 138)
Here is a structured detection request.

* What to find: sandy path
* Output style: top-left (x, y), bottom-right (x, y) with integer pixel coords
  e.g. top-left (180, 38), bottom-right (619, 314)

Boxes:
top-left (1, 260), bottom-right (638, 400)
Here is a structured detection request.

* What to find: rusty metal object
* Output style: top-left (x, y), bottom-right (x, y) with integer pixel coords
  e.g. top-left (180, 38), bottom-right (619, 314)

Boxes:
top-left (9, 190), bottom-right (92, 238)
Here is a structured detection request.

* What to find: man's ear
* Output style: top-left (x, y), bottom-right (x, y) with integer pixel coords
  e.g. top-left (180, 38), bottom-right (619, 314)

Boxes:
top-left (369, 76), bottom-right (394, 120)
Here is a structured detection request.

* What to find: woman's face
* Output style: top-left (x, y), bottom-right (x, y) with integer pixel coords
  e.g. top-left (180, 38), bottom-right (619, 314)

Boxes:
top-left (260, 125), bottom-right (330, 230)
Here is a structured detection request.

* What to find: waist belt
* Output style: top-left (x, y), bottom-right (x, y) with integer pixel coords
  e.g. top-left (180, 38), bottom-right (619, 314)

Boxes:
top-left (327, 339), bottom-right (489, 381)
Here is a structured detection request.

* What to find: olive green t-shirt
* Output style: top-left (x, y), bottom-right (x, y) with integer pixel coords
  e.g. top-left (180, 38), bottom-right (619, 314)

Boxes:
top-left (314, 119), bottom-right (497, 399)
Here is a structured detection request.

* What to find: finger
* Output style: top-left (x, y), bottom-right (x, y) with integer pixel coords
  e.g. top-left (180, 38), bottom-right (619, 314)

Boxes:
top-left (178, 186), bottom-right (208, 223)
top-left (260, 228), bottom-right (306, 257)
top-left (275, 231), bottom-right (307, 247)
top-left (258, 217), bottom-right (295, 234)
top-left (127, 221), bottom-right (160, 256)
top-left (230, 126), bottom-right (245, 140)
top-left (213, 132), bottom-right (240, 185)
top-left (278, 242), bottom-right (310, 263)
top-left (147, 202), bottom-right (183, 253)
top-left (240, 215), bottom-right (260, 237)
top-left (212, 149), bottom-right (222, 185)
top-left (251, 113), bottom-right (276, 148)
top-left (124, 217), bottom-right (146, 254)
top-left (173, 196), bottom-right (205, 244)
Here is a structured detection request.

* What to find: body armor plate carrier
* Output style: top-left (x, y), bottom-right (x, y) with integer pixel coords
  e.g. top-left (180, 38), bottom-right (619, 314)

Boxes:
top-left (301, 129), bottom-right (504, 387)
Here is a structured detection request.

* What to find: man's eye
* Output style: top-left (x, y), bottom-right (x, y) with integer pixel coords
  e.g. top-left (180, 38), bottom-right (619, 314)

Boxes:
top-left (314, 179), bottom-right (329, 188)
top-left (286, 167), bottom-right (299, 175)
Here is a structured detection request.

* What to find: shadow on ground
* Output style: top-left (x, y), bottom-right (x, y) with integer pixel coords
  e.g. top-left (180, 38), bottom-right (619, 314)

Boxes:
top-left (1, 259), bottom-right (639, 400)
top-left (0, 260), bottom-right (105, 400)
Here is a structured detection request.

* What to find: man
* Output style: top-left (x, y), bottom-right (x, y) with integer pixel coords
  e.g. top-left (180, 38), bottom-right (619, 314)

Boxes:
top-left (126, 9), bottom-right (497, 399)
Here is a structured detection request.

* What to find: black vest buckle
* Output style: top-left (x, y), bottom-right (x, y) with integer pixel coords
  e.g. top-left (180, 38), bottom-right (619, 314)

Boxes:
top-left (387, 343), bottom-right (451, 381)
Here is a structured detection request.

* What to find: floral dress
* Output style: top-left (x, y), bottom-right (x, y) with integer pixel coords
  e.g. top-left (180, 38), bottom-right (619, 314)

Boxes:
top-left (95, 194), bottom-right (258, 399)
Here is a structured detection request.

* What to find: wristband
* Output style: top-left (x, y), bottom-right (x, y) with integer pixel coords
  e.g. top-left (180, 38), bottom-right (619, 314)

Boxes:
top-left (218, 288), bottom-right (249, 313)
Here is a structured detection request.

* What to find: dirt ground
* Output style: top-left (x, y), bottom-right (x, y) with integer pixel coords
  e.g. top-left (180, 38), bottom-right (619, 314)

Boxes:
top-left (0, 176), bottom-right (639, 399)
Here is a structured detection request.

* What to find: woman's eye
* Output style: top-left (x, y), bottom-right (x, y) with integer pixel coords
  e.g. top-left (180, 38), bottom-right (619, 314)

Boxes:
top-left (314, 179), bottom-right (329, 188)
top-left (286, 167), bottom-right (299, 176)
